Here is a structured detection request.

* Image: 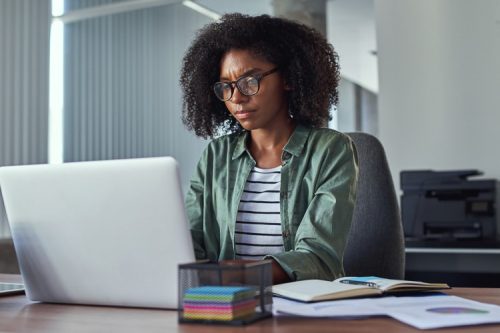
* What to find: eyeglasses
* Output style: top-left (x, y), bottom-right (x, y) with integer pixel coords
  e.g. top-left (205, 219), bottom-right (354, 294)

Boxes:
top-left (213, 67), bottom-right (279, 101)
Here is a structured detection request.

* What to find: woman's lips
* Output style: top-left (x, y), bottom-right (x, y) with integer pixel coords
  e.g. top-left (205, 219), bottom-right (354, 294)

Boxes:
top-left (235, 110), bottom-right (255, 119)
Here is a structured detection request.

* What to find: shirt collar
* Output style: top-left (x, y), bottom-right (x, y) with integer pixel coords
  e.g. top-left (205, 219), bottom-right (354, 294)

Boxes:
top-left (231, 124), bottom-right (311, 160)
top-left (232, 131), bottom-right (249, 160)
top-left (283, 124), bottom-right (311, 157)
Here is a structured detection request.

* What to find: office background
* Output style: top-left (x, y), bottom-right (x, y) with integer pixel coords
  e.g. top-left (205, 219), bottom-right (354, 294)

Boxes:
top-left (1, 0), bottom-right (500, 283)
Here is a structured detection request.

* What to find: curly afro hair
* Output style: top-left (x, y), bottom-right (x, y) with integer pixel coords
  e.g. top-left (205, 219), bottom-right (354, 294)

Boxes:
top-left (180, 13), bottom-right (340, 139)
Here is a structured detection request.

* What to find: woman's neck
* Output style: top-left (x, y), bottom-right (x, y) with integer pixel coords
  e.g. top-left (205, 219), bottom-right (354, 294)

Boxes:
top-left (248, 119), bottom-right (296, 168)
top-left (251, 125), bottom-right (294, 149)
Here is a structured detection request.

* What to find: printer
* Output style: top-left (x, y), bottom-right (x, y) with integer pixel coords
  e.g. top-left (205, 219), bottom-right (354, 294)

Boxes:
top-left (400, 170), bottom-right (500, 242)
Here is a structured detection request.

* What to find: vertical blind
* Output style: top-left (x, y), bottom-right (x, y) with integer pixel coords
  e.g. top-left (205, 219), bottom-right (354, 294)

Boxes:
top-left (0, 0), bottom-right (50, 237)
top-left (0, 0), bottom-right (50, 166)
top-left (63, 2), bottom-right (210, 189)
top-left (1, 0), bottom-right (212, 237)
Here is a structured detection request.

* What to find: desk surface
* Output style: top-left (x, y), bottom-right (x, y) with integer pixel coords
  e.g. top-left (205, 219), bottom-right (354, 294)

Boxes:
top-left (2, 274), bottom-right (500, 333)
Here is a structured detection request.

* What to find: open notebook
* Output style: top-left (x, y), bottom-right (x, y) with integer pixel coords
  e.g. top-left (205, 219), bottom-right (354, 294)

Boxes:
top-left (272, 276), bottom-right (450, 302)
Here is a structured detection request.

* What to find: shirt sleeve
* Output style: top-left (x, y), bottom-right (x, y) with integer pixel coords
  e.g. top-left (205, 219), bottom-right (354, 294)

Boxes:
top-left (266, 135), bottom-right (359, 281)
top-left (185, 146), bottom-right (209, 260)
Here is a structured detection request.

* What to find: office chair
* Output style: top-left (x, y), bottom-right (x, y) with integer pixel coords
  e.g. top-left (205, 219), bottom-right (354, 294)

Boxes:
top-left (343, 132), bottom-right (405, 279)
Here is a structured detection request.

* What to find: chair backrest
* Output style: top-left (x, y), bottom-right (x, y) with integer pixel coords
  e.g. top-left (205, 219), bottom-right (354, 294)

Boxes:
top-left (343, 132), bottom-right (405, 279)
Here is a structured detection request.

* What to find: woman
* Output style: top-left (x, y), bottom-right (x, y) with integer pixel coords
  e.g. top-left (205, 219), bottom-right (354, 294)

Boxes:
top-left (181, 14), bottom-right (358, 284)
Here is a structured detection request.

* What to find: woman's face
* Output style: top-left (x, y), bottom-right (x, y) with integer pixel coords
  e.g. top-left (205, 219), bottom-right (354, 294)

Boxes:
top-left (218, 49), bottom-right (289, 131)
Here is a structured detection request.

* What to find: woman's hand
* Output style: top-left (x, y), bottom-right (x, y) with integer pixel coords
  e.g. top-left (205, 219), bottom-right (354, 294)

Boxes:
top-left (271, 259), bottom-right (290, 284)
top-left (219, 259), bottom-right (290, 285)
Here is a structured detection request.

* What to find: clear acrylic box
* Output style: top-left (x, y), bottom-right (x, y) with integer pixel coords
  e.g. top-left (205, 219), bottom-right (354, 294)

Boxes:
top-left (178, 260), bottom-right (273, 325)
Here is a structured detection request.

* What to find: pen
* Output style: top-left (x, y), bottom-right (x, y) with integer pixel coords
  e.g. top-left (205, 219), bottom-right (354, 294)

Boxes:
top-left (340, 280), bottom-right (379, 288)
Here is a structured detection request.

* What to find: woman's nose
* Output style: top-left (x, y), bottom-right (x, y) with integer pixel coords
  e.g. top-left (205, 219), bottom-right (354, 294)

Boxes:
top-left (230, 87), bottom-right (249, 104)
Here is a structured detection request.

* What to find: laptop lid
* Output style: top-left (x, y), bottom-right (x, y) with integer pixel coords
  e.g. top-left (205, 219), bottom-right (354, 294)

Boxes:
top-left (0, 157), bottom-right (195, 308)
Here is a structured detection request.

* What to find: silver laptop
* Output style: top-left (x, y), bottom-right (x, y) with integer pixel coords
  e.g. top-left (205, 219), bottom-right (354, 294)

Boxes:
top-left (0, 157), bottom-right (195, 308)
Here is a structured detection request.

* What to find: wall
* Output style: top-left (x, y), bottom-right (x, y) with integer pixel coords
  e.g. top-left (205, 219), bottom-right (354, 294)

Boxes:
top-left (197, 0), bottom-right (272, 16)
top-left (326, 0), bottom-right (379, 134)
top-left (326, 0), bottom-right (378, 93)
top-left (375, 0), bottom-right (500, 193)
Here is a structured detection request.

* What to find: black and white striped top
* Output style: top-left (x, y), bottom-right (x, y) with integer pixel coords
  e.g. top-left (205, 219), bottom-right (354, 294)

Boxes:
top-left (235, 165), bottom-right (284, 260)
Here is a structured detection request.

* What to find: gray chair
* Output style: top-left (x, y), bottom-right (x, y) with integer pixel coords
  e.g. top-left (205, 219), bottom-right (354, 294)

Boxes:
top-left (343, 132), bottom-right (405, 279)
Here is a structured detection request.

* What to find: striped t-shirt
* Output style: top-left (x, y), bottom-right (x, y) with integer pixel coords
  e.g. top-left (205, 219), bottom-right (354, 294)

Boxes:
top-left (235, 165), bottom-right (284, 260)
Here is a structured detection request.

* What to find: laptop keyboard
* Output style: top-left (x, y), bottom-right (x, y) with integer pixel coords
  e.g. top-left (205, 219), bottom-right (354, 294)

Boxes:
top-left (0, 282), bottom-right (24, 294)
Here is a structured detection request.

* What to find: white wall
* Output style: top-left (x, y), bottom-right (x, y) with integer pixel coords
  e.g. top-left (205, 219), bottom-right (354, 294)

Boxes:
top-left (326, 0), bottom-right (378, 93)
top-left (335, 79), bottom-right (357, 132)
top-left (375, 0), bottom-right (500, 193)
top-left (197, 0), bottom-right (272, 16)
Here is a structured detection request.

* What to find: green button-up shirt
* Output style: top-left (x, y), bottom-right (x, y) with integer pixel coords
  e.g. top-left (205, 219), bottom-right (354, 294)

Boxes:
top-left (185, 125), bottom-right (358, 281)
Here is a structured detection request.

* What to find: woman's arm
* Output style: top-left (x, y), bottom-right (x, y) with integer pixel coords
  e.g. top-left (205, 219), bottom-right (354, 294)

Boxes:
top-left (267, 136), bottom-right (359, 281)
top-left (185, 147), bottom-right (210, 260)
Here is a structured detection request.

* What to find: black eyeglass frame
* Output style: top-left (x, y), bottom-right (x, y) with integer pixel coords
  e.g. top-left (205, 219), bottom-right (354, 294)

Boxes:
top-left (213, 67), bottom-right (279, 101)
